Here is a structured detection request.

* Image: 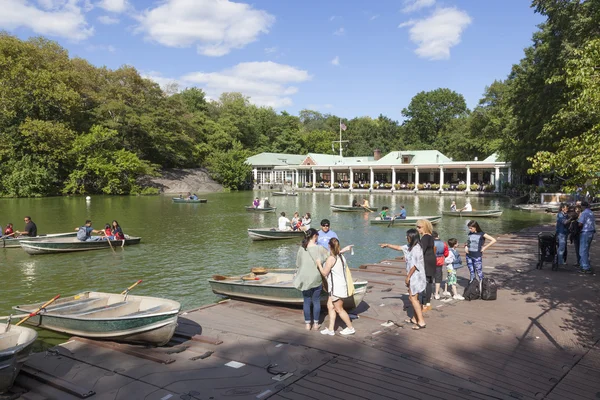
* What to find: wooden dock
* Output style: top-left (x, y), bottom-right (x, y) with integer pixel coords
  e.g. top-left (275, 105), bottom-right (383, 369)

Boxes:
top-left (6, 219), bottom-right (600, 400)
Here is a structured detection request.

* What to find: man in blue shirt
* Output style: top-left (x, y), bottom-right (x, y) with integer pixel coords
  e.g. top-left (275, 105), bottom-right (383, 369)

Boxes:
top-left (398, 205), bottom-right (407, 219)
top-left (578, 201), bottom-right (596, 273)
top-left (555, 203), bottom-right (570, 266)
top-left (317, 219), bottom-right (338, 249)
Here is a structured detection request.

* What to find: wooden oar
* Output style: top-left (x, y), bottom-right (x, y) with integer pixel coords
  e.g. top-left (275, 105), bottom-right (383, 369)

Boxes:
top-left (251, 267), bottom-right (296, 274)
top-left (363, 206), bottom-right (374, 213)
top-left (387, 215), bottom-right (396, 228)
top-left (15, 294), bottom-right (60, 327)
top-left (121, 280), bottom-right (143, 295)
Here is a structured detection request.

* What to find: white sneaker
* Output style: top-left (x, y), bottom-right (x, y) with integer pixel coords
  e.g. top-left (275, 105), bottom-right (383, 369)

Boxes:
top-left (320, 328), bottom-right (335, 336)
top-left (442, 291), bottom-right (451, 297)
top-left (453, 294), bottom-right (464, 300)
top-left (434, 294), bottom-right (440, 300)
top-left (340, 327), bottom-right (356, 335)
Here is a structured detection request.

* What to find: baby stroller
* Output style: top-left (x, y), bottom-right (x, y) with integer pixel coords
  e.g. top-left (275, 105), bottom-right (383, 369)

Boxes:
top-left (536, 232), bottom-right (557, 271)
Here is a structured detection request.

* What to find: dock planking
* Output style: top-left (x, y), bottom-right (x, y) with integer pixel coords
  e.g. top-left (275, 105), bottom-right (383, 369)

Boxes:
top-left (8, 216), bottom-right (600, 399)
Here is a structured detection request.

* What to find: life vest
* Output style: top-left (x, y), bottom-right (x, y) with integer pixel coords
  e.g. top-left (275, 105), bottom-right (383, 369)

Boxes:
top-left (434, 239), bottom-right (447, 266)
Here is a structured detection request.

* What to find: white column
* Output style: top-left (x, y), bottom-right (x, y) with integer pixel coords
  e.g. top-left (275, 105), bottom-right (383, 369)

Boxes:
top-left (391, 168), bottom-right (396, 191)
top-left (349, 167), bottom-right (354, 190)
top-left (369, 167), bottom-right (374, 188)
top-left (508, 166), bottom-right (512, 185)
top-left (330, 167), bottom-right (334, 190)
top-left (466, 165), bottom-right (471, 192)
top-left (253, 168), bottom-right (257, 182)
top-left (312, 169), bottom-right (316, 189)
top-left (269, 170), bottom-right (273, 184)
top-left (414, 166), bottom-right (419, 191)
top-left (295, 169), bottom-right (299, 189)
top-left (439, 166), bottom-right (444, 193)
top-left (495, 166), bottom-right (500, 192)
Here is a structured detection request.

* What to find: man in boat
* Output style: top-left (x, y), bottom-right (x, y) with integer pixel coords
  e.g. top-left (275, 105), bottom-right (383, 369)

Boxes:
top-left (459, 201), bottom-right (472, 212)
top-left (398, 205), bottom-right (407, 219)
top-left (278, 212), bottom-right (291, 231)
top-left (264, 197), bottom-right (271, 208)
top-left (361, 198), bottom-right (371, 210)
top-left (352, 199), bottom-right (359, 207)
top-left (450, 201), bottom-right (457, 212)
top-left (317, 219), bottom-right (338, 249)
top-left (190, 193), bottom-right (199, 200)
top-left (16, 216), bottom-right (37, 237)
top-left (75, 220), bottom-right (104, 241)
top-left (379, 207), bottom-right (389, 220)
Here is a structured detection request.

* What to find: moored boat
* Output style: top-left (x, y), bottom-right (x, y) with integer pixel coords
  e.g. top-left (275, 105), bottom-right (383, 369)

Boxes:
top-left (512, 204), bottom-right (550, 213)
top-left (1, 232), bottom-right (77, 249)
top-left (0, 323), bottom-right (37, 394)
top-left (442, 210), bottom-right (503, 217)
top-left (14, 292), bottom-right (180, 346)
top-left (370, 216), bottom-right (441, 225)
top-left (209, 272), bottom-right (367, 310)
top-left (331, 205), bottom-right (379, 212)
top-left (248, 228), bottom-right (305, 241)
top-left (19, 235), bottom-right (142, 255)
top-left (172, 198), bottom-right (207, 203)
top-left (245, 206), bottom-right (277, 213)
top-left (272, 192), bottom-right (298, 196)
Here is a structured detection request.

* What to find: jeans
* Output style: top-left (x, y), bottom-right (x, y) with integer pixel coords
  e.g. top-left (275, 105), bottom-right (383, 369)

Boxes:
top-left (466, 255), bottom-right (484, 281)
top-left (302, 285), bottom-right (322, 324)
top-left (421, 276), bottom-right (433, 305)
top-left (579, 232), bottom-right (595, 270)
top-left (557, 233), bottom-right (567, 265)
top-left (573, 236), bottom-right (581, 265)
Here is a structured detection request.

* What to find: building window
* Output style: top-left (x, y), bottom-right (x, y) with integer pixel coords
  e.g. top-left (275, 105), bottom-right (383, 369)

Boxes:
top-left (402, 156), bottom-right (410, 164)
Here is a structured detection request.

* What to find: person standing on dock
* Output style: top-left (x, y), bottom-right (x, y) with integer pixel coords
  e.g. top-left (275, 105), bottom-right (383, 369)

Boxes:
top-left (416, 219), bottom-right (436, 312)
top-left (578, 201), bottom-right (596, 274)
top-left (464, 220), bottom-right (497, 281)
top-left (556, 203), bottom-right (570, 268)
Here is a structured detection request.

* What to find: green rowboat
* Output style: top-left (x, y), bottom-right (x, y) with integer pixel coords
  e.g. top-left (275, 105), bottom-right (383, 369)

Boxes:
top-left (0, 323), bottom-right (37, 394)
top-left (172, 198), bottom-right (207, 203)
top-left (19, 236), bottom-right (142, 255)
top-left (209, 272), bottom-right (367, 310)
top-left (331, 205), bottom-right (379, 212)
top-left (248, 228), bottom-right (305, 241)
top-left (370, 215), bottom-right (441, 226)
top-left (442, 210), bottom-right (503, 218)
top-left (1, 232), bottom-right (77, 248)
top-left (272, 191), bottom-right (298, 196)
top-left (14, 292), bottom-right (180, 346)
top-left (245, 206), bottom-right (277, 213)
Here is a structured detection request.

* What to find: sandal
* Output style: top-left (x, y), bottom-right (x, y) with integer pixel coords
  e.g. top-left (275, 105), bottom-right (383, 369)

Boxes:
top-left (412, 324), bottom-right (426, 330)
top-left (404, 317), bottom-right (417, 325)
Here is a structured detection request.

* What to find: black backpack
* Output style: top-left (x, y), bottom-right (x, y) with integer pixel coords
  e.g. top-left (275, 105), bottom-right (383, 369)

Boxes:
top-left (463, 279), bottom-right (481, 301)
top-left (481, 278), bottom-right (498, 300)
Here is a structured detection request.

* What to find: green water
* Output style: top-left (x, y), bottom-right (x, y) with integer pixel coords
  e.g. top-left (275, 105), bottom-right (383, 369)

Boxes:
top-left (1, 192), bottom-right (553, 317)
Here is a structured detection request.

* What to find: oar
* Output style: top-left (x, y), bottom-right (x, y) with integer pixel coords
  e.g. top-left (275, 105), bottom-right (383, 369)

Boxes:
top-left (15, 294), bottom-right (60, 327)
top-left (363, 206), bottom-right (374, 213)
top-left (121, 280), bottom-right (143, 295)
top-left (106, 235), bottom-right (116, 253)
top-left (251, 267), bottom-right (297, 274)
top-left (387, 215), bottom-right (396, 228)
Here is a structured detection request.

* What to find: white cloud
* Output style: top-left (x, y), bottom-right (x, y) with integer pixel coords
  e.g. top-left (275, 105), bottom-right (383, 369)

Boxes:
top-left (143, 71), bottom-right (180, 89)
top-left (86, 44), bottom-right (116, 52)
top-left (369, 15), bottom-right (379, 21)
top-left (98, 0), bottom-right (128, 13)
top-left (0, 0), bottom-right (93, 41)
top-left (333, 27), bottom-right (345, 36)
top-left (399, 7), bottom-right (471, 60)
top-left (264, 46), bottom-right (277, 54)
top-left (307, 103), bottom-right (333, 110)
top-left (331, 56), bottom-right (340, 66)
top-left (98, 15), bottom-right (119, 24)
top-left (180, 61), bottom-right (311, 108)
top-left (401, 0), bottom-right (436, 13)
top-left (136, 0), bottom-right (275, 57)
top-left (329, 15), bottom-right (337, 21)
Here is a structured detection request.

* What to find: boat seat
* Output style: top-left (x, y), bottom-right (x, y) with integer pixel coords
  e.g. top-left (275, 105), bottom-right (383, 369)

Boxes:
top-left (274, 280), bottom-right (293, 286)
top-left (119, 305), bottom-right (163, 318)
top-left (72, 301), bottom-right (128, 316)
top-left (0, 330), bottom-right (20, 349)
top-left (44, 297), bottom-right (104, 314)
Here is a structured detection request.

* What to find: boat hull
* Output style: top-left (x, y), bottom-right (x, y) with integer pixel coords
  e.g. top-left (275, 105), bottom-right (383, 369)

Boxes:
top-left (248, 229), bottom-right (305, 241)
top-left (14, 292), bottom-right (180, 346)
top-left (209, 272), bottom-right (367, 310)
top-left (2, 232), bottom-right (77, 249)
top-left (442, 210), bottom-right (503, 218)
top-left (172, 198), bottom-right (207, 203)
top-left (370, 216), bottom-right (441, 225)
top-left (272, 192), bottom-right (298, 196)
top-left (0, 324), bottom-right (37, 394)
top-left (331, 205), bottom-right (379, 212)
top-left (245, 206), bottom-right (277, 213)
top-left (20, 236), bottom-right (142, 255)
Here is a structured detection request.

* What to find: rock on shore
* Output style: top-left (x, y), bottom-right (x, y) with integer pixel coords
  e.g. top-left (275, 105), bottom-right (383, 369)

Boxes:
top-left (142, 168), bottom-right (223, 193)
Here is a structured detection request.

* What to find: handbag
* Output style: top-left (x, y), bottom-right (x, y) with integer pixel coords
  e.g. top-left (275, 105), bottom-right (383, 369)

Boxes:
top-left (341, 256), bottom-right (355, 297)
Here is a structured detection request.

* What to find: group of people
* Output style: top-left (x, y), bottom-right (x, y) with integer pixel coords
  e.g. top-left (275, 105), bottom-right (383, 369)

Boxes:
top-left (278, 212), bottom-right (312, 231)
top-left (450, 200), bottom-right (472, 212)
top-left (378, 205), bottom-right (407, 220)
top-left (251, 197), bottom-right (271, 208)
top-left (180, 192), bottom-right (199, 200)
top-left (2, 216), bottom-right (38, 238)
top-left (556, 200), bottom-right (596, 274)
top-left (351, 198), bottom-right (371, 210)
top-left (76, 220), bottom-right (125, 241)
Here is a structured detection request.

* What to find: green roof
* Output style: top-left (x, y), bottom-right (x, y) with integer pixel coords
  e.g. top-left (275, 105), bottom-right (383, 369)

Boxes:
top-left (376, 150), bottom-right (451, 165)
top-left (246, 153), bottom-right (306, 166)
top-left (482, 153), bottom-right (501, 163)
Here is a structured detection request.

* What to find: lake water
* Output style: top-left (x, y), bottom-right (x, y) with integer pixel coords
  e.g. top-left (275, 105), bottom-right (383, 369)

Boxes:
top-left (0, 192), bottom-right (552, 323)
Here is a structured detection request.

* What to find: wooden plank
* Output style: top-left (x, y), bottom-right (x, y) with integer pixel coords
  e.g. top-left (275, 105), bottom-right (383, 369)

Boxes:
top-left (69, 337), bottom-right (176, 364)
top-left (20, 366), bottom-right (95, 399)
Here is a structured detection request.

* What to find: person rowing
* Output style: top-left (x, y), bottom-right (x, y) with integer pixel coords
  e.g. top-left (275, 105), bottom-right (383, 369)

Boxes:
top-left (450, 201), bottom-right (457, 212)
top-left (458, 201), bottom-right (472, 212)
top-left (361, 198), bottom-right (373, 212)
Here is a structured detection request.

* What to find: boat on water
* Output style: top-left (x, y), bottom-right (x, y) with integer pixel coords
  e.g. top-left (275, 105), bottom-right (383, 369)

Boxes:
top-left (442, 210), bottom-right (503, 218)
top-left (19, 235), bottom-right (142, 255)
top-left (331, 205), bottom-right (379, 212)
top-left (209, 272), bottom-right (368, 310)
top-left (14, 292), bottom-right (180, 346)
top-left (1, 232), bottom-right (77, 248)
top-left (0, 323), bottom-right (37, 394)
top-left (172, 198), bottom-right (207, 203)
top-left (272, 192), bottom-right (298, 197)
top-left (248, 228), bottom-right (305, 241)
top-left (245, 206), bottom-right (277, 213)
top-left (512, 204), bottom-right (550, 213)
top-left (370, 216), bottom-right (441, 225)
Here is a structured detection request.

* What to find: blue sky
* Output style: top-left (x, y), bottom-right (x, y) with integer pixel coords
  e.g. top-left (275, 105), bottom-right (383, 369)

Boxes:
top-left (1, 0), bottom-right (544, 120)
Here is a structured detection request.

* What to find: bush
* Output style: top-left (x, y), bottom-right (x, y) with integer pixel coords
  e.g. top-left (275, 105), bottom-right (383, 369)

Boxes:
top-left (131, 186), bottom-right (160, 195)
top-left (457, 184), bottom-right (467, 191)
top-left (470, 184), bottom-right (479, 191)
top-left (305, 182), bottom-right (312, 187)
top-left (417, 184), bottom-right (424, 190)
top-left (297, 182), bottom-right (302, 188)
top-left (408, 183), bottom-right (415, 190)
top-left (442, 184), bottom-right (450, 190)
top-left (431, 183), bottom-right (440, 190)
top-left (394, 184), bottom-right (400, 190)
top-left (324, 183), bottom-right (330, 188)
top-left (372, 183), bottom-right (379, 189)
top-left (384, 183), bottom-right (392, 189)
top-left (352, 183), bottom-right (358, 189)
top-left (343, 182), bottom-right (350, 189)
top-left (333, 183), bottom-right (340, 188)
top-left (485, 184), bottom-right (495, 192)
top-left (363, 183), bottom-right (371, 189)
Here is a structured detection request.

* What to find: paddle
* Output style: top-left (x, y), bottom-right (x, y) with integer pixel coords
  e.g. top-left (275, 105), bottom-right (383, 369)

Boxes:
top-left (387, 215), bottom-right (397, 228)
top-left (251, 267), bottom-right (297, 274)
top-left (362, 205), bottom-right (374, 213)
top-left (15, 294), bottom-right (60, 327)
top-left (106, 233), bottom-right (116, 253)
top-left (121, 280), bottom-right (143, 295)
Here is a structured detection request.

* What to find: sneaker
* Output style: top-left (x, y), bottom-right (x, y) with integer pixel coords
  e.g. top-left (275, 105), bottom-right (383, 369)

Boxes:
top-left (579, 268), bottom-right (590, 274)
top-left (442, 291), bottom-right (451, 297)
top-left (340, 327), bottom-right (356, 335)
top-left (320, 328), bottom-right (335, 336)
top-left (434, 294), bottom-right (440, 300)
top-left (453, 294), bottom-right (465, 300)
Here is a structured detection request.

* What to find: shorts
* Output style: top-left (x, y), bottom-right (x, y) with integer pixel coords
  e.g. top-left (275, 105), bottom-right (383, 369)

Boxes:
top-left (447, 270), bottom-right (457, 286)
top-left (434, 266), bottom-right (443, 283)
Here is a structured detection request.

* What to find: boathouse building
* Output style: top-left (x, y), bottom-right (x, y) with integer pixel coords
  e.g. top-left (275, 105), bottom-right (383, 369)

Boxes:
top-left (246, 150), bottom-right (511, 192)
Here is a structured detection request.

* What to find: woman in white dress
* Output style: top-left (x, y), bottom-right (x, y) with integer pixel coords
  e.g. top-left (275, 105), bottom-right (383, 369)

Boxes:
top-left (317, 238), bottom-right (356, 336)
top-left (380, 228), bottom-right (427, 330)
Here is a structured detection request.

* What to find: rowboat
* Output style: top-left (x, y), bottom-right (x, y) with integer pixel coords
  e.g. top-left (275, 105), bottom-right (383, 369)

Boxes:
top-left (0, 323), bottom-right (37, 394)
top-left (512, 204), bottom-right (550, 213)
top-left (1, 232), bottom-right (77, 248)
top-left (245, 206), bottom-right (277, 213)
top-left (370, 216), bottom-right (441, 225)
top-left (209, 272), bottom-right (367, 310)
top-left (272, 192), bottom-right (298, 196)
top-left (172, 198), bottom-right (207, 203)
top-left (19, 235), bottom-right (142, 255)
top-left (14, 292), bottom-right (180, 346)
top-left (248, 228), bottom-right (305, 241)
top-left (442, 210), bottom-right (503, 218)
top-left (331, 205), bottom-right (379, 212)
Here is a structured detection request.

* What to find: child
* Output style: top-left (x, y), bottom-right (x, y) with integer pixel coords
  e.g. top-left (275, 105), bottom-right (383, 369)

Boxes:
top-left (445, 238), bottom-right (465, 300)
top-left (291, 212), bottom-right (301, 231)
top-left (433, 231), bottom-right (449, 300)
top-left (103, 223), bottom-right (115, 240)
top-left (3, 223), bottom-right (14, 237)
top-left (379, 206), bottom-right (389, 220)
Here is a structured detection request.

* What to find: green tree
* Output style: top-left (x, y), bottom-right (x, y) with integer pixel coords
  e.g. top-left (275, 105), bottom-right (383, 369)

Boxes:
top-left (206, 141), bottom-right (252, 190)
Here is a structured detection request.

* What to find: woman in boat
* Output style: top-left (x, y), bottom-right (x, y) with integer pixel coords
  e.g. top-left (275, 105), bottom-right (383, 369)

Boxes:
top-left (465, 220), bottom-right (497, 281)
top-left (318, 238), bottom-right (356, 336)
top-left (301, 212), bottom-right (312, 231)
top-left (253, 197), bottom-right (260, 208)
top-left (380, 229), bottom-right (426, 329)
top-left (293, 228), bottom-right (329, 331)
top-left (416, 219), bottom-right (436, 312)
top-left (291, 212), bottom-right (301, 231)
top-left (450, 201), bottom-right (457, 212)
top-left (3, 223), bottom-right (14, 238)
top-left (111, 220), bottom-right (125, 240)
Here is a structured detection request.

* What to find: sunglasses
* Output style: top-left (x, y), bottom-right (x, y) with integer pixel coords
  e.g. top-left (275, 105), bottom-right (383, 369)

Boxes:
top-left (322, 225), bottom-right (329, 227)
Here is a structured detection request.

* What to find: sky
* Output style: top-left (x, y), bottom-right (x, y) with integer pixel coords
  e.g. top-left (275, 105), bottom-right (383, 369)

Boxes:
top-left (0, 0), bottom-right (545, 120)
